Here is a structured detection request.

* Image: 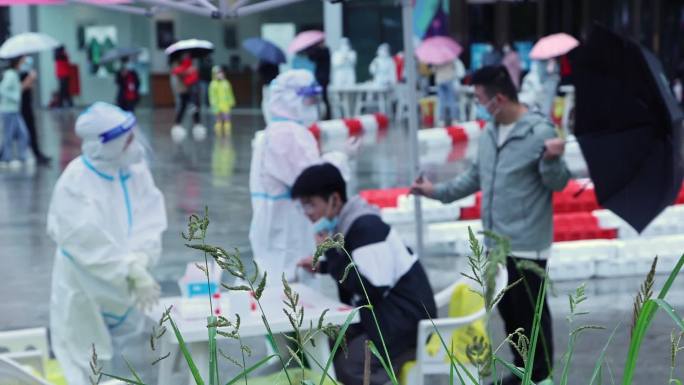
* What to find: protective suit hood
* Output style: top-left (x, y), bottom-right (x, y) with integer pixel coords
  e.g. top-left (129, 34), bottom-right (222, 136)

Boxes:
top-left (268, 70), bottom-right (321, 125)
top-left (77, 102), bottom-right (144, 169)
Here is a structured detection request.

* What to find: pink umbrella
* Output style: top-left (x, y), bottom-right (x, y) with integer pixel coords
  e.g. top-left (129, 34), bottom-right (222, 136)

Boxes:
top-left (288, 30), bottom-right (325, 54)
top-left (415, 36), bottom-right (462, 65)
top-left (530, 33), bottom-right (579, 60)
top-left (0, 0), bottom-right (63, 3)
top-left (82, 0), bottom-right (132, 3)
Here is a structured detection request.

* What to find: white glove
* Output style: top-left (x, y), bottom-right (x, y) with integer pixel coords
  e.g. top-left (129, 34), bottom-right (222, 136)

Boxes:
top-left (129, 260), bottom-right (160, 312)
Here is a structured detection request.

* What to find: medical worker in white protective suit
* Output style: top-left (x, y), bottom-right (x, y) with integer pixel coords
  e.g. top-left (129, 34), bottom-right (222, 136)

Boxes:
top-left (47, 102), bottom-right (167, 385)
top-left (519, 59), bottom-right (560, 118)
top-left (249, 70), bottom-right (351, 282)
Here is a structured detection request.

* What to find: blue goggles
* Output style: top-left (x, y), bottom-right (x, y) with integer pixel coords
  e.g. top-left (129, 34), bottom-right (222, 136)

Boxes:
top-left (98, 115), bottom-right (137, 144)
top-left (296, 84), bottom-right (323, 98)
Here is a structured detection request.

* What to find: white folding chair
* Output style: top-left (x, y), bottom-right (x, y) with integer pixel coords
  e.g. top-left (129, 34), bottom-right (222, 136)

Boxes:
top-left (402, 266), bottom-right (508, 385)
top-left (0, 328), bottom-right (49, 377)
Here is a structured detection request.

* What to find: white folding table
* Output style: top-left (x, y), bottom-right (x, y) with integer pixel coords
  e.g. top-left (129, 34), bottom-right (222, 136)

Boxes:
top-left (150, 284), bottom-right (359, 385)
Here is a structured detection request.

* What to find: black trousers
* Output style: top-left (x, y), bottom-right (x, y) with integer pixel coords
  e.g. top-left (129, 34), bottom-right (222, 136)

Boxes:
top-left (333, 332), bottom-right (414, 385)
top-left (321, 83), bottom-right (331, 120)
top-left (58, 77), bottom-right (72, 107)
top-left (175, 87), bottom-right (200, 125)
top-left (21, 104), bottom-right (46, 159)
top-left (497, 257), bottom-right (554, 382)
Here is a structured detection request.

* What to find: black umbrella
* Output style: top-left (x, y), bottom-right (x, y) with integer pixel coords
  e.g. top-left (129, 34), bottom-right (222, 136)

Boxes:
top-left (573, 24), bottom-right (684, 233)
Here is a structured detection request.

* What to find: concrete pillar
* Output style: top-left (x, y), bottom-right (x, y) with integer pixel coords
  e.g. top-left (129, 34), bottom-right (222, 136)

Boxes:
top-left (324, 0), bottom-right (342, 50)
top-left (9, 5), bottom-right (32, 34)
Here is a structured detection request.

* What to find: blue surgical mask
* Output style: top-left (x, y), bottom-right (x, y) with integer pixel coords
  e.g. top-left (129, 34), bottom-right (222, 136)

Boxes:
top-left (476, 103), bottom-right (493, 121)
top-left (313, 216), bottom-right (338, 235)
top-left (312, 196), bottom-right (339, 234)
top-left (20, 57), bottom-right (33, 72)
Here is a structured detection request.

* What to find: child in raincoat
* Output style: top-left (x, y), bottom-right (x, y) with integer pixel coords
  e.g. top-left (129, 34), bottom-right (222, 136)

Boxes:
top-left (208, 65), bottom-right (236, 136)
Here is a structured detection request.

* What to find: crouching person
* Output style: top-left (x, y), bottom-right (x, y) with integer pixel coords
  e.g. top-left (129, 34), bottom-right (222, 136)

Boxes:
top-left (292, 163), bottom-right (437, 385)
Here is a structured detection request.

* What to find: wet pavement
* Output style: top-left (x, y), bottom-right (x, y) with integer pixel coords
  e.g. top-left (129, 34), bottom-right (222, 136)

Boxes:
top-left (0, 107), bottom-right (682, 383)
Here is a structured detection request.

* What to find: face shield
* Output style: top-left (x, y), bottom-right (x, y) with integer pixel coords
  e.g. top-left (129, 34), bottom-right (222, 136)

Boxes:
top-left (77, 102), bottom-right (146, 168)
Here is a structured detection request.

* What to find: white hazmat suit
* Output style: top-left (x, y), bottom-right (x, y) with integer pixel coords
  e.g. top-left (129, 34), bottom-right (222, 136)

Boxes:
top-left (249, 70), bottom-right (349, 281)
top-left (369, 43), bottom-right (397, 87)
top-left (332, 38), bottom-right (357, 87)
top-left (519, 59), bottom-right (560, 118)
top-left (47, 102), bottom-right (167, 385)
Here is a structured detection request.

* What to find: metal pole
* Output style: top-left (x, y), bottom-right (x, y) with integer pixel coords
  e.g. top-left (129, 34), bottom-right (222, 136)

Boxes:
top-left (71, 0), bottom-right (154, 16)
top-left (401, 0), bottom-right (425, 257)
top-left (195, 0), bottom-right (218, 12)
top-left (138, 0), bottom-right (214, 17)
top-left (233, 0), bottom-right (306, 17)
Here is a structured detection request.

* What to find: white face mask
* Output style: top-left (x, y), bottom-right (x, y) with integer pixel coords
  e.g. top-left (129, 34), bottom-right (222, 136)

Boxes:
top-left (299, 103), bottom-right (320, 127)
top-left (119, 140), bottom-right (145, 167)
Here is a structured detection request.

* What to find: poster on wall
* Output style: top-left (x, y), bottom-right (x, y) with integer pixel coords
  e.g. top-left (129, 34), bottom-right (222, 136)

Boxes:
top-left (84, 25), bottom-right (117, 77)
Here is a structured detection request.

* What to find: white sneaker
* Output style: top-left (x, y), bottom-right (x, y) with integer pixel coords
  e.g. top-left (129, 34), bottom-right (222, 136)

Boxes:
top-left (192, 124), bottom-right (207, 141)
top-left (171, 125), bottom-right (187, 143)
top-left (8, 160), bottom-right (22, 170)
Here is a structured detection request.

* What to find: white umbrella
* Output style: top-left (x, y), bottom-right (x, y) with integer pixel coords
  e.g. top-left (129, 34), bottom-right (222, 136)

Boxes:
top-left (0, 32), bottom-right (60, 59)
top-left (164, 39), bottom-right (214, 57)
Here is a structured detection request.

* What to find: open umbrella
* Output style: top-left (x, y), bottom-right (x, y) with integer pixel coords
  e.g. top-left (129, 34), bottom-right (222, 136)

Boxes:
top-left (242, 37), bottom-right (286, 65)
top-left (287, 30), bottom-right (324, 54)
top-left (572, 24), bottom-right (684, 233)
top-left (0, 32), bottom-right (60, 59)
top-left (415, 35), bottom-right (462, 65)
top-left (100, 46), bottom-right (141, 64)
top-left (164, 39), bottom-right (214, 62)
top-left (530, 33), bottom-right (579, 60)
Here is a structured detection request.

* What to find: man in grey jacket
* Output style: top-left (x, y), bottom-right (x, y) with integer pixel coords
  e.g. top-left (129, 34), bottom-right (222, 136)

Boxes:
top-left (412, 65), bottom-right (570, 385)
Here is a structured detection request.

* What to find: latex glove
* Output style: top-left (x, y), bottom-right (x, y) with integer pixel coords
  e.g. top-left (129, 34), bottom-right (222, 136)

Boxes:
top-left (132, 251), bottom-right (152, 268)
top-left (129, 260), bottom-right (160, 312)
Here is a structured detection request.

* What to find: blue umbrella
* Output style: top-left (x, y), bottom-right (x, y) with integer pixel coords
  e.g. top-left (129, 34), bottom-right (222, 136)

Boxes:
top-left (242, 37), bottom-right (286, 65)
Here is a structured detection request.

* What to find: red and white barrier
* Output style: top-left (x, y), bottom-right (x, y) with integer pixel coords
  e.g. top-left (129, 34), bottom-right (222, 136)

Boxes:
top-left (361, 181), bottom-right (684, 279)
top-left (309, 113), bottom-right (389, 142)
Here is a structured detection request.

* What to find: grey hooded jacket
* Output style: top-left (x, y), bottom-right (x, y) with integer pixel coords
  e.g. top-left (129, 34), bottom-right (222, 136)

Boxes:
top-left (433, 111), bottom-right (571, 251)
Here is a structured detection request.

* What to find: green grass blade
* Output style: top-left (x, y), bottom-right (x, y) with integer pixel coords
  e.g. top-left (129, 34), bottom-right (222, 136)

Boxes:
top-left (523, 277), bottom-right (548, 385)
top-left (101, 372), bottom-right (146, 385)
top-left (208, 316), bottom-right (219, 385)
top-left (670, 380), bottom-right (683, 385)
top-left (421, 309), bottom-right (477, 385)
top-left (449, 339), bottom-right (454, 385)
top-left (367, 340), bottom-right (397, 385)
top-left (224, 354), bottom-right (279, 385)
top-left (168, 315), bottom-right (206, 385)
top-left (558, 335), bottom-right (576, 385)
top-left (658, 255), bottom-right (684, 300)
top-left (493, 355), bottom-right (526, 382)
top-left (623, 254), bottom-right (684, 385)
top-left (651, 299), bottom-right (684, 331)
top-left (318, 307), bottom-right (361, 385)
top-left (122, 356), bottom-right (144, 384)
top-left (588, 322), bottom-right (621, 385)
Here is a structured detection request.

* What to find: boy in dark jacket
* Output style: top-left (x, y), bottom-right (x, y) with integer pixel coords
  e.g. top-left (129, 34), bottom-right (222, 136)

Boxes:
top-left (292, 163), bottom-right (436, 385)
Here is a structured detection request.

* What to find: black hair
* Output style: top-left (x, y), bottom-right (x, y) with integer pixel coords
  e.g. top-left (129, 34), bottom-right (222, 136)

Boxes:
top-left (291, 163), bottom-right (348, 203)
top-left (471, 65), bottom-right (518, 102)
top-left (9, 56), bottom-right (23, 69)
